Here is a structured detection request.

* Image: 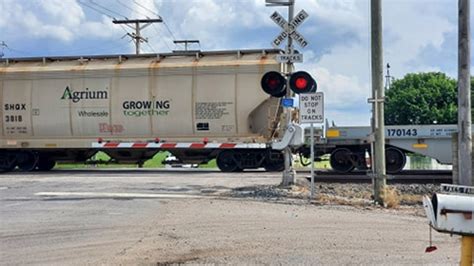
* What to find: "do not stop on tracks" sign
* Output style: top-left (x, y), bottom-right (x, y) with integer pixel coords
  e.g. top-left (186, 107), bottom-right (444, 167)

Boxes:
top-left (299, 92), bottom-right (324, 124)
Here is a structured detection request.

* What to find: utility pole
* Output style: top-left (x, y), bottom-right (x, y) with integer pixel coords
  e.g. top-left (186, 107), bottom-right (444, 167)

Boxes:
top-left (369, 0), bottom-right (386, 205)
top-left (458, 0), bottom-right (472, 186)
top-left (113, 19), bottom-right (163, 54)
top-left (173, 40), bottom-right (200, 52)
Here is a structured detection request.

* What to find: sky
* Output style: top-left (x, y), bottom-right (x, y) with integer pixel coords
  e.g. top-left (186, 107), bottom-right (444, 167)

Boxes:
top-left (0, 0), bottom-right (472, 126)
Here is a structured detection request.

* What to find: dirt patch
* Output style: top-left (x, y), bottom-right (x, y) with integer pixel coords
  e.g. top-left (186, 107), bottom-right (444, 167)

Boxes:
top-left (156, 249), bottom-right (203, 265)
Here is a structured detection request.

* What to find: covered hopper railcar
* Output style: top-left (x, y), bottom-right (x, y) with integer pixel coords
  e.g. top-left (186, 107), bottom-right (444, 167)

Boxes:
top-left (0, 49), bottom-right (287, 172)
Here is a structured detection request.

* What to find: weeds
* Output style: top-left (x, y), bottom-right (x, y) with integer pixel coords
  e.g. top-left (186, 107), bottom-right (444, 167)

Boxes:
top-left (381, 186), bottom-right (400, 208)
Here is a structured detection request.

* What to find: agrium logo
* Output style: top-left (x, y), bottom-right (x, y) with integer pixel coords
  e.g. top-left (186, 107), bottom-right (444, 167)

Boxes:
top-left (61, 86), bottom-right (108, 103)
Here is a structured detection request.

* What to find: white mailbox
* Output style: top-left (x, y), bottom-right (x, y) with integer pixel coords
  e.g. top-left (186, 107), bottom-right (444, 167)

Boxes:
top-left (423, 186), bottom-right (474, 236)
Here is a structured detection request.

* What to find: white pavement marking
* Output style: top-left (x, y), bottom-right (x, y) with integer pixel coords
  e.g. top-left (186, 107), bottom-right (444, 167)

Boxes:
top-left (35, 192), bottom-right (211, 199)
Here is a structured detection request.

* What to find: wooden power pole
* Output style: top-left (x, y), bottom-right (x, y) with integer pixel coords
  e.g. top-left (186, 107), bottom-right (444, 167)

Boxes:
top-left (113, 19), bottom-right (163, 55)
top-left (370, 0), bottom-right (386, 204)
top-left (458, 0), bottom-right (472, 186)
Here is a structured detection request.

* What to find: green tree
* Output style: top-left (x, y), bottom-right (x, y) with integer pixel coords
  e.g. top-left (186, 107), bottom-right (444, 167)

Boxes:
top-left (471, 76), bottom-right (474, 119)
top-left (385, 72), bottom-right (457, 125)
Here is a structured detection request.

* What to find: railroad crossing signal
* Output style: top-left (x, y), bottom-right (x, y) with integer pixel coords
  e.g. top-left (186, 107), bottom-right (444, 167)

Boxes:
top-left (260, 71), bottom-right (316, 97)
top-left (271, 9), bottom-right (309, 49)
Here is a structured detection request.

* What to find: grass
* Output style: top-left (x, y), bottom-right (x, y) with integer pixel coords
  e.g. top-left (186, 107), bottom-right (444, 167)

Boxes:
top-left (142, 152), bottom-right (169, 168)
top-left (56, 151), bottom-right (328, 170)
top-left (56, 151), bottom-right (218, 169)
top-left (380, 186), bottom-right (401, 208)
top-left (199, 159), bottom-right (217, 168)
top-left (399, 194), bottom-right (423, 205)
top-left (294, 160), bottom-right (331, 169)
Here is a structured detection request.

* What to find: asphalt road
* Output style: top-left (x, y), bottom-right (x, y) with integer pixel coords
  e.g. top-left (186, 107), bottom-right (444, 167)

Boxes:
top-left (0, 169), bottom-right (460, 265)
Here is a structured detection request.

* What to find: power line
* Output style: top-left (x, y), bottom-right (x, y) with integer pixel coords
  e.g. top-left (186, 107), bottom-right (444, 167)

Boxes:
top-left (132, 0), bottom-right (177, 42)
top-left (113, 19), bottom-right (163, 54)
top-left (130, 1), bottom-right (177, 51)
top-left (150, 24), bottom-right (172, 51)
top-left (115, 0), bottom-right (174, 53)
top-left (78, 0), bottom-right (136, 53)
top-left (88, 0), bottom-right (127, 19)
top-left (117, 0), bottom-right (146, 17)
top-left (145, 42), bottom-right (156, 53)
top-left (115, 0), bottom-right (171, 51)
top-left (78, 0), bottom-right (115, 19)
top-left (132, 0), bottom-right (161, 17)
top-left (162, 21), bottom-right (177, 44)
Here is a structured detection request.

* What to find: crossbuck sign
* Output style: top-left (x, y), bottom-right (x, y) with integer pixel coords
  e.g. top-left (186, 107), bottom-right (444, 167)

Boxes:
top-left (271, 10), bottom-right (309, 49)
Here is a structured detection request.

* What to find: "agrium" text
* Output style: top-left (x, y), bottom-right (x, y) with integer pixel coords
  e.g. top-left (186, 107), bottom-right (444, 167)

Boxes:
top-left (61, 86), bottom-right (108, 103)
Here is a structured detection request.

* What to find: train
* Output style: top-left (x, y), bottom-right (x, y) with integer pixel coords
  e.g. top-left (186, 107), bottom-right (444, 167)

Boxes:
top-left (298, 124), bottom-right (457, 174)
top-left (0, 49), bottom-right (303, 172)
top-left (0, 49), bottom-right (458, 174)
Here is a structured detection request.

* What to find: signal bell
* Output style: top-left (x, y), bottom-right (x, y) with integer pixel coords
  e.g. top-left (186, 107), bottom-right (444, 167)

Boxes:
top-left (289, 71), bottom-right (317, 94)
top-left (260, 71), bottom-right (287, 97)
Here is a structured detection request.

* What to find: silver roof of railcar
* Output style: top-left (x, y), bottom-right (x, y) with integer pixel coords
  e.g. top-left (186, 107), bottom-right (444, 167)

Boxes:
top-left (0, 49), bottom-right (283, 63)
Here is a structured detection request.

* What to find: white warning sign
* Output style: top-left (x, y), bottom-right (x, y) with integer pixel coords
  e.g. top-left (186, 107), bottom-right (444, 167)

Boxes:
top-left (299, 92), bottom-right (324, 124)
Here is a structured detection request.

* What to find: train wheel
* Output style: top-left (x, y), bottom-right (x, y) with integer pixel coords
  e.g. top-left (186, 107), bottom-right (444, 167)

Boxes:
top-left (37, 157), bottom-right (56, 171)
top-left (330, 148), bottom-right (355, 173)
top-left (0, 162), bottom-right (16, 172)
top-left (17, 151), bottom-right (39, 172)
top-left (0, 164), bottom-right (16, 172)
top-left (216, 150), bottom-right (239, 172)
top-left (385, 147), bottom-right (406, 174)
top-left (0, 154), bottom-right (17, 172)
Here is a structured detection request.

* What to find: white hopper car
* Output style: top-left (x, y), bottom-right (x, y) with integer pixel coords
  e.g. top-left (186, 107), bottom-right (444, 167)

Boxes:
top-left (0, 49), bottom-right (292, 172)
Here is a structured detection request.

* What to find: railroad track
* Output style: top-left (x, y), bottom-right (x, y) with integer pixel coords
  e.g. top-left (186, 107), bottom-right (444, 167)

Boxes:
top-left (3, 168), bottom-right (453, 184)
top-left (304, 170), bottom-right (453, 184)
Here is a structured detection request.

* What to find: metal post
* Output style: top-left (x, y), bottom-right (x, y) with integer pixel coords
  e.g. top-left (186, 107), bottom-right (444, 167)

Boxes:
top-left (281, 0), bottom-right (296, 186)
top-left (458, 0), bottom-right (472, 186)
top-left (460, 236), bottom-right (473, 266)
top-left (371, 0), bottom-right (386, 204)
top-left (310, 122), bottom-right (315, 198)
top-left (453, 132), bottom-right (460, 184)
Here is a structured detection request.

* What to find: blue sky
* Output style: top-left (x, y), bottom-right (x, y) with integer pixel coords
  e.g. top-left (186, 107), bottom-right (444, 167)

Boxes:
top-left (0, 0), bottom-right (472, 125)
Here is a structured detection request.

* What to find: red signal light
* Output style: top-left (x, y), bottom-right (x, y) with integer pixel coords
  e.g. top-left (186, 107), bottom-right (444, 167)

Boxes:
top-left (295, 77), bottom-right (308, 90)
top-left (268, 76), bottom-right (280, 89)
top-left (261, 71), bottom-right (287, 97)
top-left (289, 71), bottom-right (316, 94)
